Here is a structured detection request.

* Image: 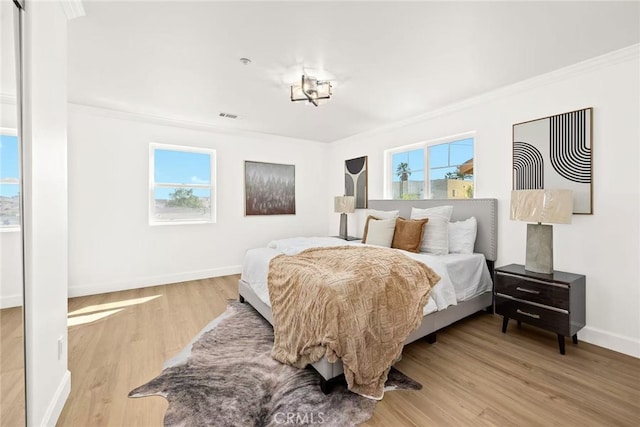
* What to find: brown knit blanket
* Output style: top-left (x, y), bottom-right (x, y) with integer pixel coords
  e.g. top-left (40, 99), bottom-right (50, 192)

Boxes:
top-left (267, 246), bottom-right (440, 399)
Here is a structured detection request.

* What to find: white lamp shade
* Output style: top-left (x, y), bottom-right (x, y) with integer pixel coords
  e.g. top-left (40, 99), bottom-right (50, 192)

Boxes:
top-left (290, 85), bottom-right (306, 101)
top-left (510, 189), bottom-right (573, 224)
top-left (334, 196), bottom-right (355, 214)
top-left (316, 81), bottom-right (332, 98)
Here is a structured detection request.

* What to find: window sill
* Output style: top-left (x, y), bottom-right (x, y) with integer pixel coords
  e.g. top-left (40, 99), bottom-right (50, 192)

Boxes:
top-left (0, 227), bottom-right (20, 233)
top-left (149, 220), bottom-right (215, 226)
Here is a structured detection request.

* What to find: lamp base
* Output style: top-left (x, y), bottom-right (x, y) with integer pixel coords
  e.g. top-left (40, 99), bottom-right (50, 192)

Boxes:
top-left (525, 223), bottom-right (554, 274)
top-left (338, 213), bottom-right (348, 240)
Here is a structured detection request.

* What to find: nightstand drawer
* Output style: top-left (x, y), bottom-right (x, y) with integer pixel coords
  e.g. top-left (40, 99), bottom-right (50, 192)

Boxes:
top-left (496, 272), bottom-right (569, 310)
top-left (495, 295), bottom-right (570, 336)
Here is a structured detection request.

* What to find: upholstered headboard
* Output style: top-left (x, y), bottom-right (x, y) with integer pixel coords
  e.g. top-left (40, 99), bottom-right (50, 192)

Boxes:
top-left (367, 198), bottom-right (498, 262)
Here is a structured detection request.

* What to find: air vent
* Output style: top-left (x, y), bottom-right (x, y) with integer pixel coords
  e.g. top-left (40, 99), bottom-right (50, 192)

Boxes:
top-left (219, 112), bottom-right (238, 119)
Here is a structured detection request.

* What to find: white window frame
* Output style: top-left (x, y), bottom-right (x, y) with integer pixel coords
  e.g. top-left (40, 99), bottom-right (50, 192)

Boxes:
top-left (384, 132), bottom-right (475, 199)
top-left (149, 142), bottom-right (217, 225)
top-left (0, 127), bottom-right (20, 233)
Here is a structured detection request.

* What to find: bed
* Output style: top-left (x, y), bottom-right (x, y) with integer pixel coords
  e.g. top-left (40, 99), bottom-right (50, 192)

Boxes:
top-left (238, 198), bottom-right (498, 394)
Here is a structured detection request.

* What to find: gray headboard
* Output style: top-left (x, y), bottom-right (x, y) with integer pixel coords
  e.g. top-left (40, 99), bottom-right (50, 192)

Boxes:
top-left (367, 198), bottom-right (498, 262)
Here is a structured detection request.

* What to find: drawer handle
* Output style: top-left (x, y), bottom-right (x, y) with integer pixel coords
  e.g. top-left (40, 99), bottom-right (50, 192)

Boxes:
top-left (516, 309), bottom-right (541, 319)
top-left (516, 287), bottom-right (540, 295)
top-left (497, 272), bottom-right (569, 288)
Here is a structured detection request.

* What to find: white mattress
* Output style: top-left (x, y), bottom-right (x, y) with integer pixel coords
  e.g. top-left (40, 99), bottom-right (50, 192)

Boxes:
top-left (240, 237), bottom-right (492, 317)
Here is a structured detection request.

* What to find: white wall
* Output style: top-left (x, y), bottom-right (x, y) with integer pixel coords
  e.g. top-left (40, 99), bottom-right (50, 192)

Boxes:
top-left (327, 46), bottom-right (640, 358)
top-left (67, 107), bottom-right (329, 297)
top-left (23, 1), bottom-right (71, 425)
top-left (0, 228), bottom-right (21, 308)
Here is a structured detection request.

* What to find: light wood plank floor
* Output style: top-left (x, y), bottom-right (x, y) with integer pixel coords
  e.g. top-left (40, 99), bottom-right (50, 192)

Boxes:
top-left (3, 276), bottom-right (639, 426)
top-left (0, 306), bottom-right (25, 427)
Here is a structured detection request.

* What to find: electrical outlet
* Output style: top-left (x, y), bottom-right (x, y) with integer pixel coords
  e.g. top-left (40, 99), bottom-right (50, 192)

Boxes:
top-left (58, 336), bottom-right (64, 360)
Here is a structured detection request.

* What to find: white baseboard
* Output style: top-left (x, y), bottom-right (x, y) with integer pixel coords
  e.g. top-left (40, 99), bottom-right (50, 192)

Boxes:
top-left (580, 326), bottom-right (640, 359)
top-left (40, 369), bottom-right (71, 427)
top-left (0, 293), bottom-right (23, 309)
top-left (68, 265), bottom-right (243, 298)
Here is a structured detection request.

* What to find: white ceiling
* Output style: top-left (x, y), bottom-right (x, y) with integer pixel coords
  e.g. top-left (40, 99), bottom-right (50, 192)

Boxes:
top-left (67, 1), bottom-right (640, 143)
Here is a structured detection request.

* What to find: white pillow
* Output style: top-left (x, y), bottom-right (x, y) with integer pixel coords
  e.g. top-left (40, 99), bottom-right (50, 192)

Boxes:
top-left (363, 218), bottom-right (396, 247)
top-left (448, 216), bottom-right (477, 254)
top-left (410, 205), bottom-right (453, 220)
top-left (410, 206), bottom-right (453, 255)
top-left (366, 209), bottom-right (400, 220)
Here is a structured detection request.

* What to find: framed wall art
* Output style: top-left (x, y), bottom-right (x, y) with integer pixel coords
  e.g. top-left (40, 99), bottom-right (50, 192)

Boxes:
top-left (244, 161), bottom-right (295, 215)
top-left (345, 156), bottom-right (368, 209)
top-left (513, 108), bottom-right (593, 214)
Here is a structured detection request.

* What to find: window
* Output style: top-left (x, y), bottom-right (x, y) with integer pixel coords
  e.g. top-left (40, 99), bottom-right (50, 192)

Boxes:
top-left (387, 136), bottom-right (474, 200)
top-left (391, 148), bottom-right (425, 199)
top-left (0, 132), bottom-right (20, 230)
top-left (149, 143), bottom-right (216, 224)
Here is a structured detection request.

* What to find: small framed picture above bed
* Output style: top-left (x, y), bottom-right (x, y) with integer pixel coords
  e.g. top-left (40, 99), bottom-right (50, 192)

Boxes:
top-left (244, 161), bottom-right (296, 216)
top-left (345, 156), bottom-right (368, 209)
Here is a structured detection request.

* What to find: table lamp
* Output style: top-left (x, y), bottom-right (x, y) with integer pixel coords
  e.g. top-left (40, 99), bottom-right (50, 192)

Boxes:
top-left (334, 196), bottom-right (355, 240)
top-left (510, 189), bottom-right (573, 274)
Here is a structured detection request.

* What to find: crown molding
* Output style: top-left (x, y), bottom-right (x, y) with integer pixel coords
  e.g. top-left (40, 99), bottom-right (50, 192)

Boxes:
top-left (68, 102), bottom-right (324, 145)
top-left (59, 0), bottom-right (85, 20)
top-left (334, 43), bottom-right (640, 144)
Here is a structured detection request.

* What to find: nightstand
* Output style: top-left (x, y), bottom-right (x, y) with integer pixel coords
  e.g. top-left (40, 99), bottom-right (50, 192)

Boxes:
top-left (495, 264), bottom-right (585, 355)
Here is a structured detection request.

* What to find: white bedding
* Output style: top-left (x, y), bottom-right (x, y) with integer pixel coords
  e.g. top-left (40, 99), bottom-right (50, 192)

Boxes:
top-left (403, 252), bottom-right (493, 302)
top-left (240, 237), bottom-right (492, 317)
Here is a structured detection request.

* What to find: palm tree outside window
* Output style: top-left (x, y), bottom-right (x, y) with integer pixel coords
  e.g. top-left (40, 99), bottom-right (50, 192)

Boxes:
top-left (395, 162), bottom-right (411, 199)
top-left (391, 148), bottom-right (424, 199)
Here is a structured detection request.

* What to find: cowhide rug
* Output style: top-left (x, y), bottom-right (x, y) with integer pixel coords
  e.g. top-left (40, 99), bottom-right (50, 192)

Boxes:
top-left (129, 301), bottom-right (421, 426)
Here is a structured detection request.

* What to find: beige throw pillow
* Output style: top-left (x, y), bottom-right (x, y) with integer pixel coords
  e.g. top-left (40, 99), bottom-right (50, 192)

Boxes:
top-left (362, 216), bottom-right (397, 247)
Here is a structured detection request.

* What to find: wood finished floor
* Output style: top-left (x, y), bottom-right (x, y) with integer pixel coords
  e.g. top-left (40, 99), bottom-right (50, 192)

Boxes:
top-left (0, 305), bottom-right (25, 427)
top-left (1, 276), bottom-right (638, 426)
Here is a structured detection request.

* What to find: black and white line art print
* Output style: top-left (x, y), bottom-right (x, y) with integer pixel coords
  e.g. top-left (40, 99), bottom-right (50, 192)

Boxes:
top-left (513, 108), bottom-right (593, 214)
